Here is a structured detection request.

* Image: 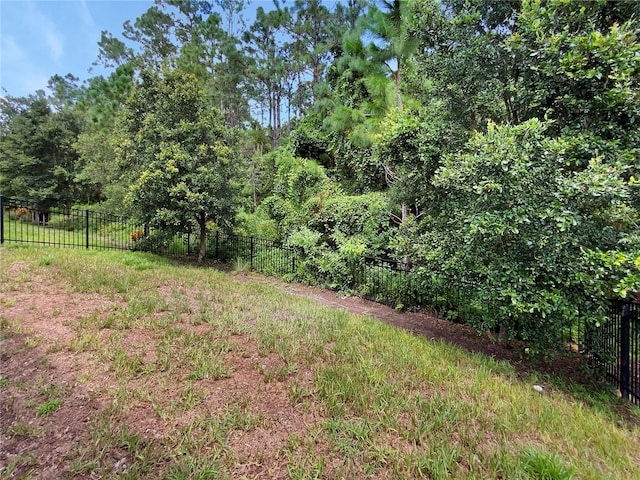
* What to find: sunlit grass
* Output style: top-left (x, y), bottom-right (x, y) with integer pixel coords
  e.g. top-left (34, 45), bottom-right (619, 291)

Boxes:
top-left (1, 245), bottom-right (639, 479)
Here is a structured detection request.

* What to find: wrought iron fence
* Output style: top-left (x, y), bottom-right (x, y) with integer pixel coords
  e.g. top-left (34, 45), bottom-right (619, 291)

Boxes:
top-left (350, 257), bottom-right (497, 320)
top-left (0, 195), bottom-right (297, 277)
top-left (2, 194), bottom-right (638, 403)
top-left (587, 298), bottom-right (640, 404)
top-left (0, 196), bottom-right (141, 250)
top-left (206, 232), bottom-right (297, 276)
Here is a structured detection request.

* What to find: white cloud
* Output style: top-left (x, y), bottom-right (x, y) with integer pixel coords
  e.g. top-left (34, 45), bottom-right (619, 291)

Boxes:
top-left (0, 2), bottom-right (62, 95)
top-left (43, 27), bottom-right (65, 64)
top-left (1, 34), bottom-right (26, 64)
top-left (0, 0), bottom-right (153, 96)
top-left (26, 1), bottom-right (65, 65)
top-left (79, 0), bottom-right (97, 29)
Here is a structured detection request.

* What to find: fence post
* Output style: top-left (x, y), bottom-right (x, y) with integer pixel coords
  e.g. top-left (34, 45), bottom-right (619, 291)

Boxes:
top-left (215, 231), bottom-right (219, 259)
top-left (620, 298), bottom-right (632, 400)
top-left (0, 195), bottom-right (4, 244)
top-left (85, 209), bottom-right (89, 249)
top-left (187, 233), bottom-right (190, 256)
top-left (250, 237), bottom-right (255, 271)
top-left (291, 250), bottom-right (296, 275)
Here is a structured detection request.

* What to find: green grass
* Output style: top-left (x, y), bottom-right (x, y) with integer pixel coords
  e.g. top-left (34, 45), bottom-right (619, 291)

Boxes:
top-left (2, 211), bottom-right (137, 248)
top-left (1, 245), bottom-right (639, 479)
top-left (36, 398), bottom-right (64, 416)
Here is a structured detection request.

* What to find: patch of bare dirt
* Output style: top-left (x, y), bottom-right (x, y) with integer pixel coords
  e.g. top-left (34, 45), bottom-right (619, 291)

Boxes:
top-left (1, 270), bottom-right (329, 478)
top-left (0, 333), bottom-right (105, 479)
top-left (0, 270), bottom-right (122, 479)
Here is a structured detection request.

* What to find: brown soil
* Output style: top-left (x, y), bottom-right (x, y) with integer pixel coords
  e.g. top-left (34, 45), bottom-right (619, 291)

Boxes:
top-left (0, 262), bottom-right (629, 479)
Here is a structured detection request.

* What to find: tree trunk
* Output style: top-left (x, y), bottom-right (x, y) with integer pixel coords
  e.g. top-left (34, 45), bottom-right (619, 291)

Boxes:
top-left (198, 213), bottom-right (207, 263)
top-left (497, 320), bottom-right (510, 345)
top-left (395, 61), bottom-right (403, 111)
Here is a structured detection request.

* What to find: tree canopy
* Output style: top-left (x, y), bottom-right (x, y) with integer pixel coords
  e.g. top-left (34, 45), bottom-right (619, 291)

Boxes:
top-left (121, 69), bottom-right (238, 262)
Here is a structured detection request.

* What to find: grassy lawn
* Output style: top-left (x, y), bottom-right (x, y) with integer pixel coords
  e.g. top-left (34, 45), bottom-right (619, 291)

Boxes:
top-left (1, 245), bottom-right (639, 479)
top-left (2, 211), bottom-right (137, 249)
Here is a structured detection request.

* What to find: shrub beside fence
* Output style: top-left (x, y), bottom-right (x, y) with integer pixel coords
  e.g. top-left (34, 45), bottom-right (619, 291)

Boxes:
top-left (349, 258), bottom-right (498, 324)
top-left (206, 232), bottom-right (296, 276)
top-left (1, 194), bottom-right (638, 404)
top-left (0, 196), bottom-right (299, 277)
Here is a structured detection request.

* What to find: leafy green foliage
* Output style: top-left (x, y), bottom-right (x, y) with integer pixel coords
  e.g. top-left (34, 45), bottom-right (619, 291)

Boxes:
top-left (373, 105), bottom-right (466, 224)
top-left (257, 148), bottom-right (334, 236)
top-left (121, 69), bottom-right (238, 261)
top-left (285, 192), bottom-right (393, 289)
top-left (0, 92), bottom-right (85, 209)
top-left (3, 0), bottom-right (640, 354)
top-left (409, 0), bottom-right (519, 130)
top-left (424, 119), bottom-right (637, 350)
top-left (512, 0), bottom-right (640, 144)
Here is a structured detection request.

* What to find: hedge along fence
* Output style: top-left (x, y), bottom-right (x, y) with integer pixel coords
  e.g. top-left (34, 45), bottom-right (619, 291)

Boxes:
top-left (0, 194), bottom-right (521, 347)
top-left (349, 257), bottom-right (499, 323)
top-left (2, 195), bottom-right (639, 404)
top-left (1, 196), bottom-right (507, 326)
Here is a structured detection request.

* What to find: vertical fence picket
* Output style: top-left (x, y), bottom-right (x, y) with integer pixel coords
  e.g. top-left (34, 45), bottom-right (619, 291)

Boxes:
top-left (621, 299), bottom-right (632, 400)
top-left (85, 209), bottom-right (89, 249)
top-left (0, 195), bottom-right (4, 244)
top-left (250, 236), bottom-right (254, 271)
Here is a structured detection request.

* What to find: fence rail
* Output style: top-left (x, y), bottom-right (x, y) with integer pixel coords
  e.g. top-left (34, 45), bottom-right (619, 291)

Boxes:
top-left (0, 196), bottom-right (299, 276)
top-left (1, 195), bottom-right (638, 404)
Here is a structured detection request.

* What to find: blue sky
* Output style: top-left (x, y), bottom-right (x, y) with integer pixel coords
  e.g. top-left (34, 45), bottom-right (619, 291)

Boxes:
top-left (1, 1), bottom-right (154, 97)
top-left (0, 0), bottom-right (282, 98)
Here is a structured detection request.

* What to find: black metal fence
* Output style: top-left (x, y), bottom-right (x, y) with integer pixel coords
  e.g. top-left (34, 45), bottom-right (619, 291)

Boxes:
top-left (0, 196), bottom-right (298, 276)
top-left (2, 195), bottom-right (639, 404)
top-left (351, 255), bottom-right (640, 405)
top-left (207, 232), bottom-right (297, 276)
top-left (0, 196), bottom-right (140, 250)
top-left (350, 257), bottom-right (495, 321)
top-left (587, 298), bottom-right (640, 403)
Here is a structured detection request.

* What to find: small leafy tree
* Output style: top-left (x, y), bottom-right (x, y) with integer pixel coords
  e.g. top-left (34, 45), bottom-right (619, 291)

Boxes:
top-left (428, 119), bottom-right (637, 350)
top-left (121, 69), bottom-right (238, 262)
